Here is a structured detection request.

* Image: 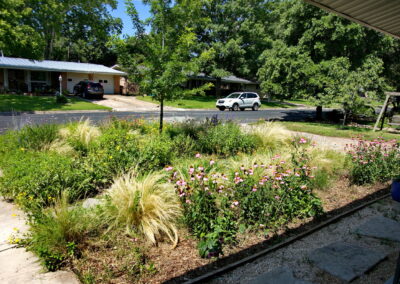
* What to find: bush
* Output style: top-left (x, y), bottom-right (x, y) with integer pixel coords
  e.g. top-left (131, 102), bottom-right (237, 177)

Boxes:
top-left (55, 95), bottom-right (68, 104)
top-left (347, 138), bottom-right (400, 185)
top-left (244, 122), bottom-right (292, 152)
top-left (198, 122), bottom-right (261, 156)
top-left (16, 124), bottom-right (59, 151)
top-left (103, 172), bottom-right (182, 247)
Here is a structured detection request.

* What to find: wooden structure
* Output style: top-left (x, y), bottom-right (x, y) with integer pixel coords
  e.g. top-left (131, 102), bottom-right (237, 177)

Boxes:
top-left (373, 92), bottom-right (400, 131)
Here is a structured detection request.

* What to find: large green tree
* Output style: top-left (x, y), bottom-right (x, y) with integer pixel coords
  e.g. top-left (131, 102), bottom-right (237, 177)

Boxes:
top-left (0, 0), bottom-right (44, 58)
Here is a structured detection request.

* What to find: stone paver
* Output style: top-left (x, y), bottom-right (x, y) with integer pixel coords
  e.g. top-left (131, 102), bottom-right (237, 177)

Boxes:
top-left (0, 199), bottom-right (79, 284)
top-left (250, 267), bottom-right (313, 284)
top-left (309, 242), bottom-right (387, 282)
top-left (354, 216), bottom-right (400, 242)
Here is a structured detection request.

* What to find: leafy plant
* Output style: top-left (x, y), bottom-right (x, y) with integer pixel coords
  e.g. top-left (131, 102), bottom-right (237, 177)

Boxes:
top-left (16, 124), bottom-right (59, 151)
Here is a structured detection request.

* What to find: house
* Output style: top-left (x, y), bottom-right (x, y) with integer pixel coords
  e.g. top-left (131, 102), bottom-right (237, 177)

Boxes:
top-left (111, 64), bottom-right (260, 97)
top-left (186, 73), bottom-right (260, 97)
top-left (0, 56), bottom-right (125, 94)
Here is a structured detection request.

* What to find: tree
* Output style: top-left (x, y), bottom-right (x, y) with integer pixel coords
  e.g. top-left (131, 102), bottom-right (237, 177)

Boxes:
top-left (116, 0), bottom-right (210, 132)
top-left (0, 0), bottom-right (44, 59)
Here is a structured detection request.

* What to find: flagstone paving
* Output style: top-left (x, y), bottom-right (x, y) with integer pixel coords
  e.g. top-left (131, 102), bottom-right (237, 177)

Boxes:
top-left (354, 216), bottom-right (400, 242)
top-left (308, 242), bottom-right (387, 282)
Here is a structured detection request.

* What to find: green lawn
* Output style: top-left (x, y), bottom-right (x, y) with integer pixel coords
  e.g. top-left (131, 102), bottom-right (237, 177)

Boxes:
top-left (0, 94), bottom-right (111, 112)
top-left (137, 95), bottom-right (301, 109)
top-left (282, 121), bottom-right (399, 141)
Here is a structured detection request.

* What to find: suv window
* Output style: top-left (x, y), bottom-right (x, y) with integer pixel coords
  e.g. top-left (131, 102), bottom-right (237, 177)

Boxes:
top-left (239, 93), bottom-right (247, 99)
top-left (247, 93), bottom-right (257, 98)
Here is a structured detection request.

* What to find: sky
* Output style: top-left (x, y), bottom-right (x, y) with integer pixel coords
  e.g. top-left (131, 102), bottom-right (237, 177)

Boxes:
top-left (110, 0), bottom-right (151, 36)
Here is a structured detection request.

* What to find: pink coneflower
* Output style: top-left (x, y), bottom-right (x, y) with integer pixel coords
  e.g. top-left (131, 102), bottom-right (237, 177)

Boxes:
top-left (300, 185), bottom-right (307, 190)
top-left (210, 160), bottom-right (215, 166)
top-left (252, 187), bottom-right (257, 192)
top-left (198, 166), bottom-right (204, 171)
top-left (189, 166), bottom-right (195, 174)
top-left (195, 153), bottom-right (201, 158)
top-left (299, 138), bottom-right (307, 144)
top-left (165, 166), bottom-right (173, 171)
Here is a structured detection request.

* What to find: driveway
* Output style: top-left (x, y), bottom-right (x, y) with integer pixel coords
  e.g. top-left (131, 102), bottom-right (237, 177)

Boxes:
top-left (90, 95), bottom-right (185, 112)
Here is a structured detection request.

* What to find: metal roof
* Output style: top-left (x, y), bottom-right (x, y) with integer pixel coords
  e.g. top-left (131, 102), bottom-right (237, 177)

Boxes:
top-left (304, 0), bottom-right (400, 39)
top-left (0, 56), bottom-right (126, 75)
top-left (191, 73), bottom-right (257, 85)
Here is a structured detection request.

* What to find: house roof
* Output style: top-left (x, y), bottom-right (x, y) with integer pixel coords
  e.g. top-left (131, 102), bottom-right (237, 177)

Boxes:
top-left (304, 0), bottom-right (400, 39)
top-left (191, 73), bottom-right (257, 85)
top-left (0, 56), bottom-right (126, 75)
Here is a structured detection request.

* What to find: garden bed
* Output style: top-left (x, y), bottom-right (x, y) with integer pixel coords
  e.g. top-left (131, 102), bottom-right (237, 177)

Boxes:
top-left (0, 119), bottom-right (398, 284)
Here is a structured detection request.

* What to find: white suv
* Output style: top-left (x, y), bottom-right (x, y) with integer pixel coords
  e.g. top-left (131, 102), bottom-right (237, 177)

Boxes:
top-left (216, 92), bottom-right (261, 111)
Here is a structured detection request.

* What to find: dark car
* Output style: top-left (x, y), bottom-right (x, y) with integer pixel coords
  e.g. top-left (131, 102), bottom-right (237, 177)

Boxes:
top-left (73, 81), bottom-right (104, 99)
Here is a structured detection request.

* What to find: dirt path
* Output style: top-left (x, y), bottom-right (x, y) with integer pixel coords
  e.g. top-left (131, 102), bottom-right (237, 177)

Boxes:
top-left (0, 199), bottom-right (79, 284)
top-left (91, 95), bottom-right (185, 112)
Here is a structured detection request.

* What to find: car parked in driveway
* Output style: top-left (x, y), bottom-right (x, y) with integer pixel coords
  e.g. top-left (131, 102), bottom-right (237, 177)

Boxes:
top-left (216, 92), bottom-right (261, 111)
top-left (73, 81), bottom-right (104, 99)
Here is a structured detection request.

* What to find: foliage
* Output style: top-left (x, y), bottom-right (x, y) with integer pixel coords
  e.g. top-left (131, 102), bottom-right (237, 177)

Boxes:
top-left (198, 122), bottom-right (261, 156)
top-left (27, 193), bottom-right (98, 271)
top-left (55, 95), bottom-right (68, 104)
top-left (16, 124), bottom-right (59, 151)
top-left (59, 119), bottom-right (101, 153)
top-left (137, 135), bottom-right (174, 171)
top-left (103, 172), bottom-right (182, 247)
top-left (1, 0), bottom-right (121, 63)
top-left (347, 138), bottom-right (400, 185)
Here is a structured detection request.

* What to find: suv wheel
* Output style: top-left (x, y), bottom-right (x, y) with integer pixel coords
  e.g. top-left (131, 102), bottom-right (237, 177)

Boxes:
top-left (232, 104), bottom-right (239, 111)
top-left (240, 107), bottom-right (245, 111)
top-left (252, 103), bottom-right (259, 111)
top-left (218, 107), bottom-right (225, 111)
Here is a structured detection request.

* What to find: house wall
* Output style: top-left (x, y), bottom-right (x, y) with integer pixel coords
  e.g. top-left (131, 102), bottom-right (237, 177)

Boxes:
top-left (0, 69), bottom-right (3, 90)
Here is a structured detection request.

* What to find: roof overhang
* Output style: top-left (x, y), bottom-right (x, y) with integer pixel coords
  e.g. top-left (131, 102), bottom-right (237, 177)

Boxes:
top-left (0, 65), bottom-right (126, 76)
top-left (304, 0), bottom-right (400, 39)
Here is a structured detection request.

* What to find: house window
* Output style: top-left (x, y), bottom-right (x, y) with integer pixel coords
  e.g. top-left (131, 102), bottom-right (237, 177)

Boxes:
top-left (99, 80), bottom-right (103, 83)
top-left (104, 80), bottom-right (108, 83)
top-left (31, 71), bottom-right (47, 82)
top-left (68, 79), bottom-right (72, 82)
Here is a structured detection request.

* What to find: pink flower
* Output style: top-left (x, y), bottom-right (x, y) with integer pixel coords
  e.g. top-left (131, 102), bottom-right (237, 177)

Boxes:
top-left (195, 153), bottom-right (201, 158)
top-left (198, 166), bottom-right (204, 171)
top-left (252, 187), bottom-right (257, 192)
top-left (274, 195), bottom-right (280, 200)
top-left (165, 166), bottom-right (173, 171)
top-left (189, 167), bottom-right (194, 174)
top-left (300, 185), bottom-right (307, 190)
top-left (299, 138), bottom-right (307, 144)
top-left (186, 199), bottom-right (191, 204)
top-left (295, 173), bottom-right (300, 177)
top-left (210, 160), bottom-right (215, 166)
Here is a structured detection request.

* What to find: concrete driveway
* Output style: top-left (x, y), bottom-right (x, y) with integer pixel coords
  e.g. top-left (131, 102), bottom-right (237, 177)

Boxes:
top-left (91, 95), bottom-right (185, 112)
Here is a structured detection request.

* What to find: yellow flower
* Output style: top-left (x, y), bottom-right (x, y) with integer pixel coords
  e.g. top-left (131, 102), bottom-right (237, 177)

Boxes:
top-left (116, 145), bottom-right (121, 151)
top-left (20, 147), bottom-right (25, 151)
top-left (109, 155), bottom-right (113, 159)
top-left (11, 213), bottom-right (17, 217)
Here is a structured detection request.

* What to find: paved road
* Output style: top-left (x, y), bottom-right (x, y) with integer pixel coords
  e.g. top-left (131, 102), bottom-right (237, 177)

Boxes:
top-left (0, 109), bottom-right (319, 133)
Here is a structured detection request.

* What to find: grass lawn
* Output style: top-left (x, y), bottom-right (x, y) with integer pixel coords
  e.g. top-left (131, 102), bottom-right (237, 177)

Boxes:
top-left (282, 121), bottom-right (399, 141)
top-left (0, 94), bottom-right (111, 112)
top-left (137, 95), bottom-right (301, 109)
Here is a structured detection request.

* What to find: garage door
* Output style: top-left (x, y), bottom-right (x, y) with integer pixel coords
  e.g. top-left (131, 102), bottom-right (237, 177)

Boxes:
top-left (67, 73), bottom-right (89, 93)
top-left (94, 75), bottom-right (114, 94)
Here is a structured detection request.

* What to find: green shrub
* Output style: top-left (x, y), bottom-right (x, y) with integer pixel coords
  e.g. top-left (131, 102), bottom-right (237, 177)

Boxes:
top-left (171, 134), bottom-right (196, 157)
top-left (59, 119), bottom-right (101, 154)
top-left (347, 138), bottom-right (400, 185)
top-left (198, 123), bottom-right (261, 156)
top-left (55, 95), bottom-right (68, 104)
top-left (0, 151), bottom-right (96, 211)
top-left (16, 124), bottom-right (59, 151)
top-left (137, 135), bottom-right (173, 171)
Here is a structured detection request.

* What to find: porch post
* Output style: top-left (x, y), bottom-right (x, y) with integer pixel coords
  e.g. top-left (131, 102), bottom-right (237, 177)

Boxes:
top-left (25, 70), bottom-right (31, 92)
top-left (4, 69), bottom-right (8, 89)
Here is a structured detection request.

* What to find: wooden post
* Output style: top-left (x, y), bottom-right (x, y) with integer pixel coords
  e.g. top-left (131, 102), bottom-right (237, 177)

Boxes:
top-left (373, 94), bottom-right (390, 131)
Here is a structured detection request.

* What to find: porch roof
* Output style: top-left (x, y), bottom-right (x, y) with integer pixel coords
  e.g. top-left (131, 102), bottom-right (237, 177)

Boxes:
top-left (0, 56), bottom-right (126, 75)
top-left (304, 0), bottom-right (400, 39)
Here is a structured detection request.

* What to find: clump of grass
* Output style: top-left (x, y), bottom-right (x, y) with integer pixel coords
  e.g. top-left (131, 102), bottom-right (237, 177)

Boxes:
top-left (103, 171), bottom-right (182, 247)
top-left (44, 139), bottom-right (75, 156)
top-left (60, 119), bottom-right (101, 152)
top-left (28, 192), bottom-right (98, 271)
top-left (17, 124), bottom-right (59, 151)
top-left (244, 122), bottom-right (293, 152)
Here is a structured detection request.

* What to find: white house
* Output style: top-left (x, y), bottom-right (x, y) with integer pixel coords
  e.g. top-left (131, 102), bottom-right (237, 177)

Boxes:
top-left (0, 56), bottom-right (125, 94)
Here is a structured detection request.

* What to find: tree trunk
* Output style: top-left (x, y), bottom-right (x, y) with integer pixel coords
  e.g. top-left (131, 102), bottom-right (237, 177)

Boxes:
top-left (215, 77), bottom-right (221, 97)
top-left (342, 111), bottom-right (348, 126)
top-left (316, 105), bottom-right (322, 120)
top-left (159, 98), bottom-right (164, 133)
